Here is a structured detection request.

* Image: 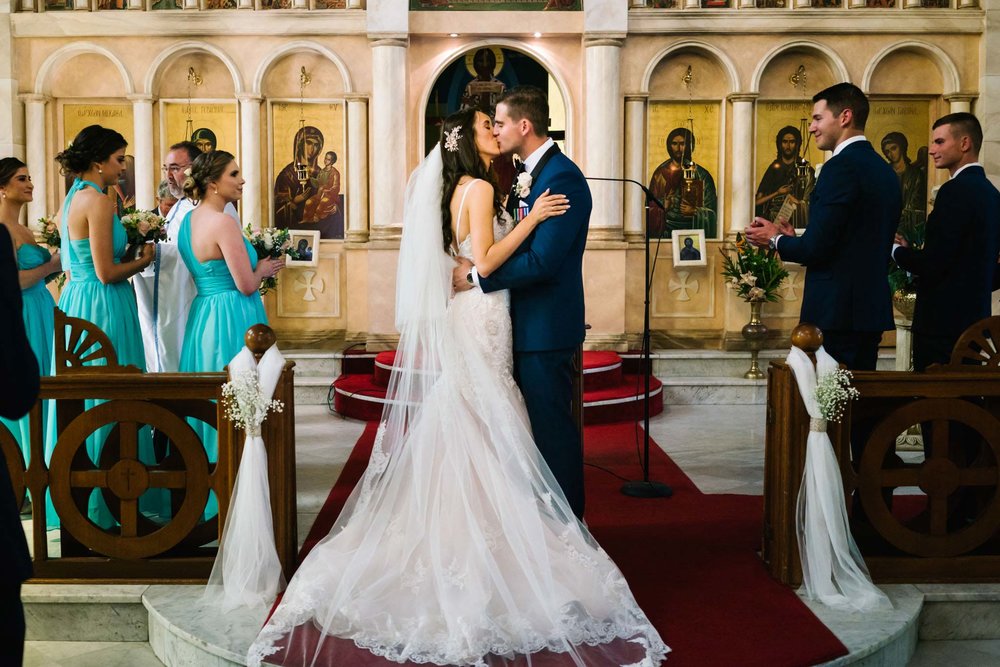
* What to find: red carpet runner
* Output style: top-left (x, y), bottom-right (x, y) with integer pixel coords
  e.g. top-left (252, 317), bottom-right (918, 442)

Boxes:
top-left (295, 422), bottom-right (848, 667)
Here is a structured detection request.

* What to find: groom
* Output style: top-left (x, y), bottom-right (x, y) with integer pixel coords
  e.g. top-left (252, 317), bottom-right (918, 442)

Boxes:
top-left (452, 85), bottom-right (592, 520)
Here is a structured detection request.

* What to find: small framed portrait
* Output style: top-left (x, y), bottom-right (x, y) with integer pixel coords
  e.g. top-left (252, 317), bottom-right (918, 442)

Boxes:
top-left (287, 230), bottom-right (320, 268)
top-left (672, 229), bottom-right (707, 267)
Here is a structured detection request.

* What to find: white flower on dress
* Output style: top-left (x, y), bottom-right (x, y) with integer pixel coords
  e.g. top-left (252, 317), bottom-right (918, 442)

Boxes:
top-left (514, 172), bottom-right (532, 199)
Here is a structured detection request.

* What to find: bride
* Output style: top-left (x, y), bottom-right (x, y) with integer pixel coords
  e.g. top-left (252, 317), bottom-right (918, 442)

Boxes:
top-left (247, 109), bottom-right (669, 667)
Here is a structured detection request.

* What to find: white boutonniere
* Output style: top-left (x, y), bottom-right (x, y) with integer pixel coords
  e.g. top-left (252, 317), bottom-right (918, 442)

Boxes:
top-left (514, 172), bottom-right (532, 199)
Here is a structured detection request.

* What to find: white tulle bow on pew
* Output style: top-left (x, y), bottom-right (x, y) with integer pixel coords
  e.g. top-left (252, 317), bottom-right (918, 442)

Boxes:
top-left (203, 344), bottom-right (287, 612)
top-left (786, 345), bottom-right (892, 613)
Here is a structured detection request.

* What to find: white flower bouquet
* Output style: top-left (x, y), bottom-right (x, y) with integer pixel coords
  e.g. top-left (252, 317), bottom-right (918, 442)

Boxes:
top-left (221, 369), bottom-right (284, 437)
top-left (244, 225), bottom-right (298, 295)
top-left (815, 367), bottom-right (860, 424)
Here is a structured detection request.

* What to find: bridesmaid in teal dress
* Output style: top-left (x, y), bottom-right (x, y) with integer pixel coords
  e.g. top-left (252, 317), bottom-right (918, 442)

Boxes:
top-left (177, 150), bottom-right (284, 518)
top-left (47, 125), bottom-right (159, 529)
top-left (0, 158), bottom-right (61, 488)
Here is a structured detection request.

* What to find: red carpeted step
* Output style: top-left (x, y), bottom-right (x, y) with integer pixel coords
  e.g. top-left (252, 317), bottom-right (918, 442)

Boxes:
top-left (372, 351), bottom-right (396, 387)
top-left (583, 374), bottom-right (663, 425)
top-left (331, 374), bottom-right (388, 422)
top-left (619, 350), bottom-right (651, 376)
top-left (581, 350), bottom-right (623, 391)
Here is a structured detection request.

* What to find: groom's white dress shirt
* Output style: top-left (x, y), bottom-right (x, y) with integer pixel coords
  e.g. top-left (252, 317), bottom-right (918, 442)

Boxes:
top-left (134, 199), bottom-right (239, 372)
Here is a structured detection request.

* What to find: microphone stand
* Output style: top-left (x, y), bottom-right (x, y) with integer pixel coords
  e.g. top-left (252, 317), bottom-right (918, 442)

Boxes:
top-left (586, 177), bottom-right (672, 499)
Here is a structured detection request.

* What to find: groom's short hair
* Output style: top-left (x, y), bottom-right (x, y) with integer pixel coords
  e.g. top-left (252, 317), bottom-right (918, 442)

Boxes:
top-left (498, 86), bottom-right (549, 138)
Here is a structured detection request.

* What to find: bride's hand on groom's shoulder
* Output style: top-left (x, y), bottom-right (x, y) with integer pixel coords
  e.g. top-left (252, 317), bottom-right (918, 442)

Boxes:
top-left (528, 189), bottom-right (570, 227)
top-left (452, 256), bottom-right (474, 293)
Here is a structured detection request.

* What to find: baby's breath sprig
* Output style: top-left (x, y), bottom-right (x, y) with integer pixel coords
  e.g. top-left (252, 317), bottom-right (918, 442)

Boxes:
top-left (815, 368), bottom-right (860, 423)
top-left (221, 369), bottom-right (284, 437)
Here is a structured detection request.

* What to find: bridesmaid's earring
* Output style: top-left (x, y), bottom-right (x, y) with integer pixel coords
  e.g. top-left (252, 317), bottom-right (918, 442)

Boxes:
top-left (98, 167), bottom-right (103, 174)
top-left (213, 187), bottom-right (218, 195)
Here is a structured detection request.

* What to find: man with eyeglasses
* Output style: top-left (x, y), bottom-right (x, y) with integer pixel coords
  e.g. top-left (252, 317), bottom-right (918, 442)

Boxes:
top-left (136, 141), bottom-right (238, 373)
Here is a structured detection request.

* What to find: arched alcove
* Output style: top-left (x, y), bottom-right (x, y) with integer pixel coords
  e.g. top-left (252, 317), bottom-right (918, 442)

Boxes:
top-left (866, 44), bottom-right (951, 95)
top-left (422, 44), bottom-right (569, 193)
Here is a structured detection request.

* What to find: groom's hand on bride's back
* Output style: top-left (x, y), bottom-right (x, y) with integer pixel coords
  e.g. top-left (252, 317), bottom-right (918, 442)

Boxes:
top-left (452, 256), bottom-right (474, 293)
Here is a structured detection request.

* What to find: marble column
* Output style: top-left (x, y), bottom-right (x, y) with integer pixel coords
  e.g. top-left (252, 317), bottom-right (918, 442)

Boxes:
top-left (22, 94), bottom-right (48, 225)
top-left (238, 94), bottom-right (263, 227)
top-left (129, 95), bottom-right (155, 211)
top-left (346, 95), bottom-right (370, 243)
top-left (728, 94), bottom-right (757, 234)
top-left (945, 94), bottom-right (975, 114)
top-left (623, 95), bottom-right (647, 242)
top-left (19, 0), bottom-right (35, 10)
top-left (584, 37), bottom-right (624, 239)
top-left (369, 38), bottom-right (408, 240)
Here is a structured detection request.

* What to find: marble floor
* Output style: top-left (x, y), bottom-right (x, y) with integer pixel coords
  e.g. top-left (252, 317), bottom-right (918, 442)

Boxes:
top-left (22, 403), bottom-right (1000, 666)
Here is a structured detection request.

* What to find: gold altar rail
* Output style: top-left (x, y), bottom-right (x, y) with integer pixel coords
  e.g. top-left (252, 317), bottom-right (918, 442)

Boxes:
top-left (763, 318), bottom-right (1000, 585)
top-left (0, 311), bottom-right (297, 583)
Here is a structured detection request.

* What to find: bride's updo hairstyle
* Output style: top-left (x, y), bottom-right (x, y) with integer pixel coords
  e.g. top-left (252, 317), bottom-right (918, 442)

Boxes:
top-left (54, 125), bottom-right (127, 176)
top-left (439, 108), bottom-right (501, 253)
top-left (182, 150), bottom-right (234, 201)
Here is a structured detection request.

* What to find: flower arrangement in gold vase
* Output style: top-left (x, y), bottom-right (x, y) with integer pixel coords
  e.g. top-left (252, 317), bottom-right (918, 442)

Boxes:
top-left (720, 232), bottom-right (790, 379)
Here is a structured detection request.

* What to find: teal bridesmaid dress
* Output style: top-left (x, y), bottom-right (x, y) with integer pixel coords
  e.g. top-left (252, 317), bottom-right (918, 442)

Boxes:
top-left (0, 243), bottom-right (55, 469)
top-left (45, 178), bottom-right (165, 529)
top-left (177, 210), bottom-right (268, 518)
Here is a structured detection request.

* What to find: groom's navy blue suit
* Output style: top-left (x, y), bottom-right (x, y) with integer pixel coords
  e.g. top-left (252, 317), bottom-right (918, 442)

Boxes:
top-left (775, 140), bottom-right (901, 371)
top-left (479, 144), bottom-right (592, 519)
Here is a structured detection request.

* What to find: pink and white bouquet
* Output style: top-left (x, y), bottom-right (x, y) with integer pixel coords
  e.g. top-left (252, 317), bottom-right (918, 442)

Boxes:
top-left (121, 210), bottom-right (168, 259)
top-left (31, 215), bottom-right (61, 249)
top-left (31, 215), bottom-right (65, 287)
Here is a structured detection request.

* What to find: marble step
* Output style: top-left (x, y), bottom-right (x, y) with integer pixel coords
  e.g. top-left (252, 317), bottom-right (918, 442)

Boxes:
top-left (645, 350), bottom-right (897, 378)
top-left (23, 584), bottom-right (149, 643)
top-left (917, 584), bottom-right (1000, 641)
top-left (660, 376), bottom-right (769, 405)
top-left (288, 349), bottom-right (898, 407)
top-left (144, 585), bottom-right (261, 667)
top-left (25, 640), bottom-right (164, 666)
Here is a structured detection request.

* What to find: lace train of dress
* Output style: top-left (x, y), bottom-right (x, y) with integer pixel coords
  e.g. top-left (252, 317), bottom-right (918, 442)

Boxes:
top-left (247, 214), bottom-right (668, 667)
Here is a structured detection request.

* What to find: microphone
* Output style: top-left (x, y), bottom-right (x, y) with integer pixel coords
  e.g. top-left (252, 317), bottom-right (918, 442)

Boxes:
top-left (584, 176), bottom-right (667, 213)
top-left (582, 176), bottom-right (672, 500)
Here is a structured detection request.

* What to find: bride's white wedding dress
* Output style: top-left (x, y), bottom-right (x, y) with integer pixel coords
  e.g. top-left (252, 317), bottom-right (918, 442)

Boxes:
top-left (247, 173), bottom-right (668, 666)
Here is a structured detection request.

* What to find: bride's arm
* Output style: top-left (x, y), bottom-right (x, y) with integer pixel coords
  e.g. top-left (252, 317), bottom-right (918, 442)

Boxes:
top-left (469, 181), bottom-right (569, 278)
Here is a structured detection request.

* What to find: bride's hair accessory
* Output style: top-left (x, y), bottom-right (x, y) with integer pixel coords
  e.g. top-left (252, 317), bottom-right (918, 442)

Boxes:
top-left (444, 126), bottom-right (462, 153)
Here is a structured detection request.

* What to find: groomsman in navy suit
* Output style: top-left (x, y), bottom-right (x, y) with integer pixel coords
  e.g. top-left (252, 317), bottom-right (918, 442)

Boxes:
top-left (892, 113), bottom-right (1000, 371)
top-left (452, 85), bottom-right (592, 519)
top-left (747, 82), bottom-right (901, 372)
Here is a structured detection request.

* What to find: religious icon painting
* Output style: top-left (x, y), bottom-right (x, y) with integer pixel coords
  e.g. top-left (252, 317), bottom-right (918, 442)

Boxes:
top-left (287, 230), bottom-right (321, 268)
top-left (754, 100), bottom-right (817, 230)
top-left (269, 101), bottom-right (346, 240)
top-left (160, 100), bottom-right (239, 157)
top-left (410, 0), bottom-right (580, 9)
top-left (867, 98), bottom-right (931, 240)
top-left (646, 101), bottom-right (722, 240)
top-left (672, 229), bottom-right (707, 267)
top-left (61, 103), bottom-right (134, 204)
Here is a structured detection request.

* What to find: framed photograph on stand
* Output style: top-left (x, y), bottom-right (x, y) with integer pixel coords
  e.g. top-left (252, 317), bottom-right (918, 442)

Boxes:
top-left (672, 229), bottom-right (707, 267)
top-left (287, 229), bottom-right (320, 268)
